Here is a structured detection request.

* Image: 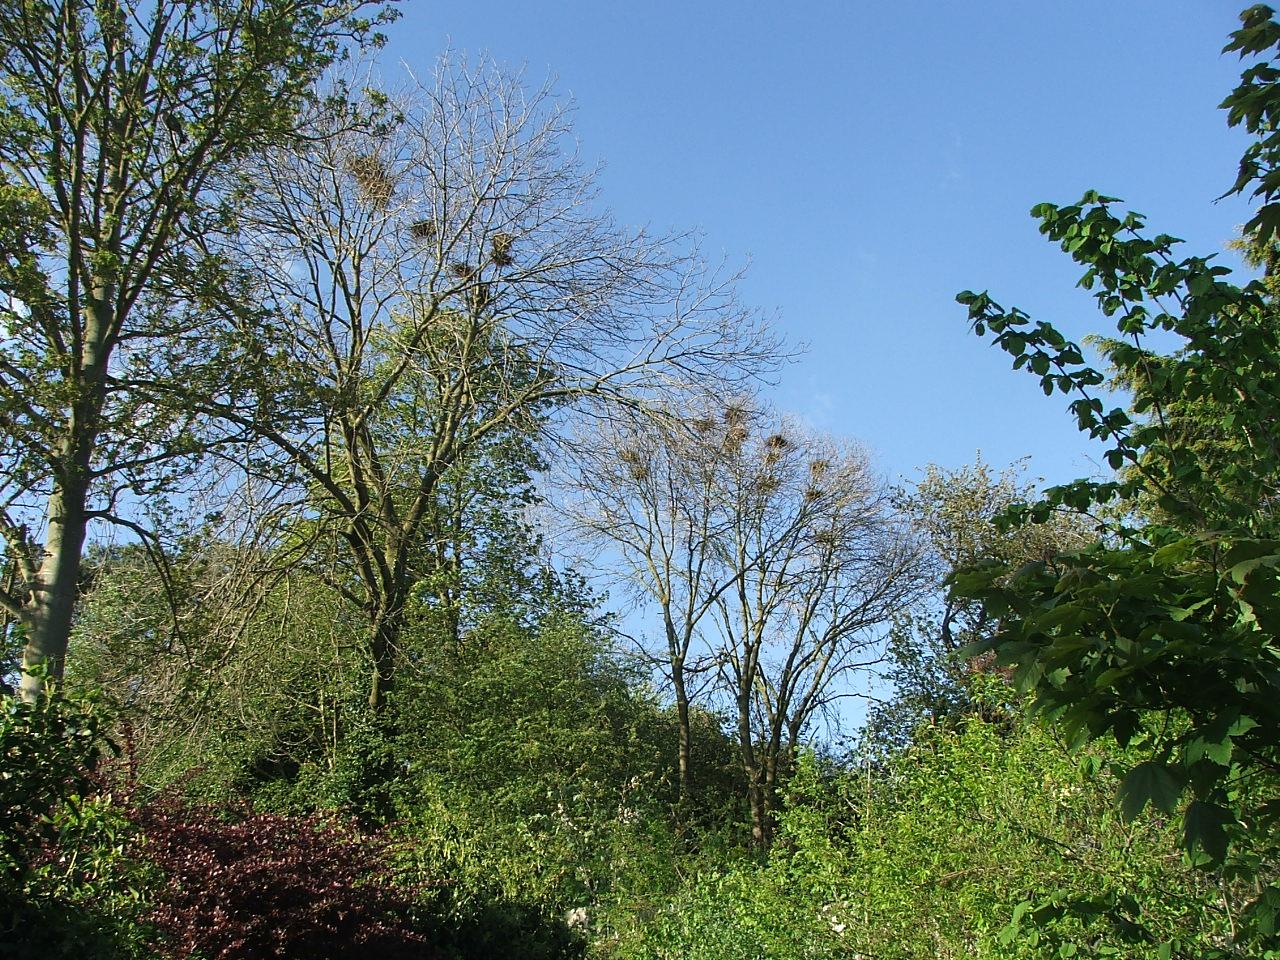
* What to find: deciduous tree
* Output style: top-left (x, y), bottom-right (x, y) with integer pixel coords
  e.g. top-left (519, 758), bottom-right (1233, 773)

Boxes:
top-left (213, 59), bottom-right (777, 711)
top-left (568, 410), bottom-right (746, 801)
top-left (708, 417), bottom-right (924, 845)
top-left (0, 0), bottom-right (393, 700)
top-left (953, 5), bottom-right (1280, 946)
top-left (572, 406), bottom-right (923, 844)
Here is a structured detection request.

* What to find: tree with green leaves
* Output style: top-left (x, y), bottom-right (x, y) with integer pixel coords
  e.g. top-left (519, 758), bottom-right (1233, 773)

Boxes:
top-left (67, 375), bottom-right (624, 812)
top-left (953, 5), bottom-right (1280, 949)
top-left (864, 458), bottom-right (1094, 755)
top-left (0, 0), bottom-right (394, 701)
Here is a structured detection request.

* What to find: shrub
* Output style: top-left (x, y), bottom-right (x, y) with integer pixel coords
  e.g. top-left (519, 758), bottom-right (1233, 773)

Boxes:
top-left (609, 715), bottom-right (1241, 960)
top-left (0, 688), bottom-right (105, 880)
top-left (134, 797), bottom-right (434, 960)
top-left (0, 690), bottom-right (152, 960)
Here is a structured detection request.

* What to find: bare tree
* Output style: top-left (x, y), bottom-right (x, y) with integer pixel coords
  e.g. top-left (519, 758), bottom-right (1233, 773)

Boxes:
top-left (709, 420), bottom-right (926, 845)
top-left (203, 57), bottom-right (778, 711)
top-left (566, 408), bottom-right (750, 800)
top-left (569, 406), bottom-right (925, 844)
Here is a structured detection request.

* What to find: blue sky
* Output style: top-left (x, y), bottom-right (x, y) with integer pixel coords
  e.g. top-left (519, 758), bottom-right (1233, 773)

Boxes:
top-left (386, 1), bottom-right (1254, 488)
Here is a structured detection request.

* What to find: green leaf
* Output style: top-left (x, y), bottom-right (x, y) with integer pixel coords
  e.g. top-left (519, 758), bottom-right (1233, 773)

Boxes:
top-left (1151, 538), bottom-right (1195, 568)
top-left (1185, 734), bottom-right (1233, 767)
top-left (1012, 658), bottom-right (1046, 693)
top-left (1222, 539), bottom-right (1280, 584)
top-left (1118, 761), bottom-right (1183, 820)
top-left (1183, 800), bottom-right (1231, 862)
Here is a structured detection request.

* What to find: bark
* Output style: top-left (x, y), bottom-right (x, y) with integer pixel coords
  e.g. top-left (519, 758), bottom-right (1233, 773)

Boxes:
top-left (19, 292), bottom-right (109, 700)
top-left (667, 618), bottom-right (693, 798)
top-left (367, 604), bottom-right (405, 713)
top-left (663, 603), bottom-right (707, 804)
top-left (737, 689), bottom-right (772, 848)
top-left (673, 667), bottom-right (692, 798)
top-left (18, 476), bottom-right (90, 700)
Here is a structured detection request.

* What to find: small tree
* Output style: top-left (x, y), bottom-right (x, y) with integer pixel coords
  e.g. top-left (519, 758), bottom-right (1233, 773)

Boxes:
top-left (864, 458), bottom-right (1094, 754)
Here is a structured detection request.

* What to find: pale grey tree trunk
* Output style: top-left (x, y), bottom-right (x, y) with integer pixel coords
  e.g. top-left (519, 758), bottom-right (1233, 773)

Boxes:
top-left (18, 296), bottom-right (107, 701)
top-left (19, 475), bottom-right (91, 700)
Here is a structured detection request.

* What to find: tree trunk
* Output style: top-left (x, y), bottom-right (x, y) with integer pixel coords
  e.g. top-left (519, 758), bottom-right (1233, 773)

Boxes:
top-left (19, 474), bottom-right (90, 701)
top-left (757, 717), bottom-right (790, 843)
top-left (18, 283), bottom-right (112, 700)
top-left (367, 603), bottom-right (405, 713)
top-left (19, 328), bottom-right (102, 702)
top-left (762, 750), bottom-right (779, 842)
top-left (736, 690), bottom-right (772, 848)
top-left (746, 774), bottom-right (770, 849)
top-left (672, 656), bottom-right (693, 799)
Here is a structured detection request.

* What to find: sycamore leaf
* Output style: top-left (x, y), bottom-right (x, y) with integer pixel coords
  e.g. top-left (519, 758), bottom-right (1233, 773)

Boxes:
top-left (1151, 538), bottom-right (1196, 567)
top-left (1185, 735), bottom-right (1234, 767)
top-left (1119, 761), bottom-right (1183, 820)
top-left (1183, 800), bottom-right (1232, 863)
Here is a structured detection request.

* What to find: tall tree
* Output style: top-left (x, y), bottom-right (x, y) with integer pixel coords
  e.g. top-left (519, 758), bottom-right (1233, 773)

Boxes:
top-left (708, 417), bottom-right (924, 845)
top-left (212, 59), bottom-right (778, 711)
top-left (568, 408), bottom-right (748, 800)
top-left (0, 0), bottom-right (393, 700)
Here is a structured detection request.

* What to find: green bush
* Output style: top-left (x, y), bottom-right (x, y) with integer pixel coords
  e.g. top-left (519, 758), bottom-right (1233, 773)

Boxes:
top-left (0, 687), bottom-right (105, 879)
top-left (377, 612), bottom-right (695, 959)
top-left (0, 690), bottom-right (151, 959)
top-left (610, 699), bottom-right (1243, 960)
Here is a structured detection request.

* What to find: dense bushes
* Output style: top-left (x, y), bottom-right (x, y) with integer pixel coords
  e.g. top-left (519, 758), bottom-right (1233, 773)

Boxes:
top-left (608, 689), bottom-right (1246, 959)
top-left (0, 687), bottom-right (106, 880)
top-left (135, 800), bottom-right (431, 960)
top-left (342, 611), bottom-right (741, 960)
top-left (0, 689), bottom-right (445, 960)
top-left (8, 679), bottom-right (1260, 960)
top-left (0, 690), bottom-right (148, 960)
